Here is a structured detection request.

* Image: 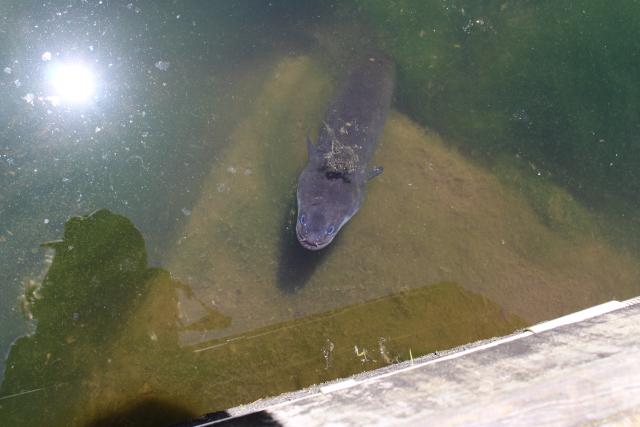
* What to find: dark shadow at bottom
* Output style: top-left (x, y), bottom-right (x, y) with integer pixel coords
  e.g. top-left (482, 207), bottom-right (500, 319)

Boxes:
top-left (87, 398), bottom-right (196, 427)
top-left (170, 410), bottom-right (281, 427)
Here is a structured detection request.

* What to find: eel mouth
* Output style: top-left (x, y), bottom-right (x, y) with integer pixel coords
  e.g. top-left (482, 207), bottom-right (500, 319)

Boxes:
top-left (296, 228), bottom-right (331, 251)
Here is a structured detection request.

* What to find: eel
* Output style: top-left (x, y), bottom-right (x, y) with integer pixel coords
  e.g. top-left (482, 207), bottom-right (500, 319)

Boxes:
top-left (296, 54), bottom-right (394, 250)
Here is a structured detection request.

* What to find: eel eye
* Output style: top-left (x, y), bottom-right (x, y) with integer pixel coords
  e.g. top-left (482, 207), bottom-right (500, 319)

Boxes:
top-left (326, 225), bottom-right (335, 235)
top-left (299, 214), bottom-right (306, 226)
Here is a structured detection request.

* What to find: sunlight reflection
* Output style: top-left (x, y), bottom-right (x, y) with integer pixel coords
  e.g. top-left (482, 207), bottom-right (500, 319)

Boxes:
top-left (47, 62), bottom-right (97, 105)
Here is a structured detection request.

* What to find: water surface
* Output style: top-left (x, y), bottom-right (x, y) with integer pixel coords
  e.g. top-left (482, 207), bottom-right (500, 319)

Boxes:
top-left (1, 1), bottom-right (639, 425)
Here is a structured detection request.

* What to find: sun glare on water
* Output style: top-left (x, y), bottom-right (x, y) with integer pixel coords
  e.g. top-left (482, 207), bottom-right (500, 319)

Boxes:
top-left (48, 62), bottom-right (96, 105)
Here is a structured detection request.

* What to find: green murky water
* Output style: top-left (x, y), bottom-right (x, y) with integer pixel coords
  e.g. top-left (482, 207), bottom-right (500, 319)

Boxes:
top-left (1, 1), bottom-right (639, 425)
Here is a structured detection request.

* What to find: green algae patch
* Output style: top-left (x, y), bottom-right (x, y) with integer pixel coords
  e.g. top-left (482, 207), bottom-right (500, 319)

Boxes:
top-left (55, 282), bottom-right (528, 425)
top-left (340, 0), bottom-right (640, 211)
top-left (98, 282), bottom-right (524, 416)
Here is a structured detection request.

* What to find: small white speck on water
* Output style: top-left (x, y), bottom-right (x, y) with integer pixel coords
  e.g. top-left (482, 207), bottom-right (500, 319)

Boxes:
top-left (181, 207), bottom-right (191, 216)
top-left (226, 166), bottom-right (236, 174)
top-left (43, 219), bottom-right (49, 224)
top-left (22, 93), bottom-right (34, 105)
top-left (41, 51), bottom-right (52, 61)
top-left (154, 60), bottom-right (170, 71)
top-left (3, 67), bottom-right (11, 74)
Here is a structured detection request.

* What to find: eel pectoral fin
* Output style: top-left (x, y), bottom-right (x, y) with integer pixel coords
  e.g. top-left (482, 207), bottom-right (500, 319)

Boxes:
top-left (367, 166), bottom-right (384, 180)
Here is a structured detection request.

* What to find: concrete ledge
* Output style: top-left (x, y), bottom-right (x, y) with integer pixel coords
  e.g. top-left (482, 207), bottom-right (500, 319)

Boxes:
top-left (182, 296), bottom-right (640, 426)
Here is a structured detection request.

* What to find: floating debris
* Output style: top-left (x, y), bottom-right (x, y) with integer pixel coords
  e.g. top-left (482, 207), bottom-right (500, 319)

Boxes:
top-left (22, 93), bottom-right (34, 105)
top-left (322, 339), bottom-right (335, 370)
top-left (354, 345), bottom-right (371, 363)
top-left (154, 60), bottom-right (170, 71)
top-left (378, 337), bottom-right (396, 364)
top-left (322, 122), bottom-right (359, 175)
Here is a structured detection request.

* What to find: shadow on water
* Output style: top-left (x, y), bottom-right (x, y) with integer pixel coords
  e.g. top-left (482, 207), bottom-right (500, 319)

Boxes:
top-left (88, 398), bottom-right (195, 427)
top-left (0, 209), bottom-right (229, 427)
top-left (0, 209), bottom-right (150, 425)
top-left (276, 198), bottom-right (334, 293)
top-left (90, 401), bottom-right (280, 427)
top-left (169, 410), bottom-right (281, 427)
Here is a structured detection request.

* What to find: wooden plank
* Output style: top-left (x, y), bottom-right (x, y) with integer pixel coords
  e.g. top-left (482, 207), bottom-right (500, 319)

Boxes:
top-left (223, 299), bottom-right (640, 426)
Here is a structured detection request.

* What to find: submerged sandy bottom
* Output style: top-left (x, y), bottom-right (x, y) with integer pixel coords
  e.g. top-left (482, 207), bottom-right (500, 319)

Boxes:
top-left (5, 54), bottom-right (639, 426)
top-left (165, 54), bottom-right (640, 345)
